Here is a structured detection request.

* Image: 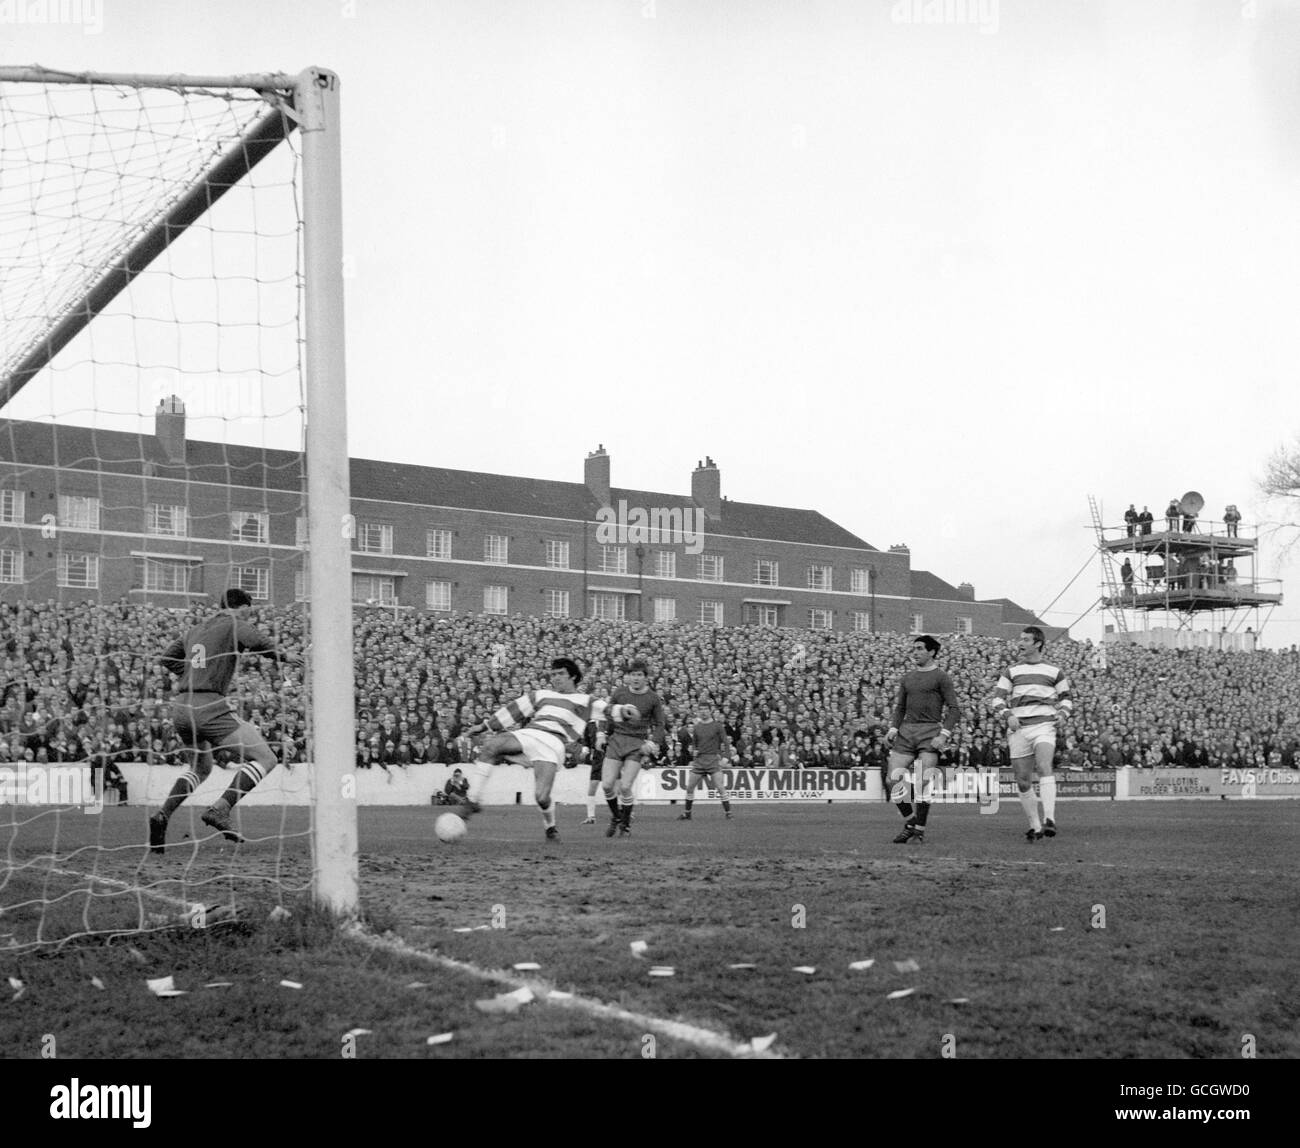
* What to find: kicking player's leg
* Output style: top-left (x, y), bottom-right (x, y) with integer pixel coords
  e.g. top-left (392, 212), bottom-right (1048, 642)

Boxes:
top-left (462, 733), bottom-right (527, 816)
top-left (1034, 736), bottom-right (1058, 836)
top-left (533, 759), bottom-right (561, 839)
top-left (616, 757), bottom-right (644, 834)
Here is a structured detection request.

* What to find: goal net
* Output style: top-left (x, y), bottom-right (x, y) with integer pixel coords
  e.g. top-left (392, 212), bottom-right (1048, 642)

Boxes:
top-left (0, 66), bottom-right (356, 953)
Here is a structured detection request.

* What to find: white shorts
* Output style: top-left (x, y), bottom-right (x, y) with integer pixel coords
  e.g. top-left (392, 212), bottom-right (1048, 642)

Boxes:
top-left (510, 728), bottom-right (566, 768)
top-left (1009, 722), bottom-right (1057, 760)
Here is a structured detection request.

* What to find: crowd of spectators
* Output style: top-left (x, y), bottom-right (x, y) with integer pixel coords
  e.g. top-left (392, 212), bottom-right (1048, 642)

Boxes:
top-left (3, 599), bottom-right (1299, 776)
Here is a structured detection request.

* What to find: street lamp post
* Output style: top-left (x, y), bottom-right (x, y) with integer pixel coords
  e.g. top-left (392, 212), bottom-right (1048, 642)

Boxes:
top-left (635, 545), bottom-right (645, 621)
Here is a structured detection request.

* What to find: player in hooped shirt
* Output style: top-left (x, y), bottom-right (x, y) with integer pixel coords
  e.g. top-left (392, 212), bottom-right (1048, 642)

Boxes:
top-left (600, 660), bottom-right (666, 838)
top-left (989, 625), bottom-right (1073, 842)
top-left (461, 657), bottom-right (608, 841)
top-left (150, 588), bottom-right (302, 852)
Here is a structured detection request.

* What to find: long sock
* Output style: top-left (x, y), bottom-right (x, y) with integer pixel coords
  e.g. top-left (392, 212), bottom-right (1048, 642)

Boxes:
top-left (539, 800), bottom-right (556, 830)
top-left (721, 799), bottom-right (731, 813)
top-left (914, 802), bottom-right (930, 827)
top-left (619, 799), bottom-right (633, 826)
top-left (160, 771), bottom-right (199, 819)
top-left (896, 801), bottom-right (913, 819)
top-left (606, 794), bottom-right (620, 818)
top-left (1019, 788), bottom-right (1041, 830)
top-left (684, 798), bottom-right (694, 813)
top-left (586, 792), bottom-right (597, 819)
top-left (217, 761), bottom-right (267, 811)
top-left (466, 759), bottom-right (493, 804)
top-left (1039, 775), bottom-right (1057, 821)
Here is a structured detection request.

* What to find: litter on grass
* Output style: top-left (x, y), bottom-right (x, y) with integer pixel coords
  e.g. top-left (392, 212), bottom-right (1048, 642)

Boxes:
top-left (728, 963), bottom-right (757, 970)
top-left (512, 962), bottom-right (541, 971)
top-left (893, 959), bottom-right (921, 973)
top-left (750, 1033), bottom-right (778, 1053)
top-left (849, 960), bottom-right (875, 971)
top-left (793, 966), bottom-right (816, 975)
top-left (886, 988), bottom-right (917, 1000)
top-left (279, 980), bottom-right (303, 990)
top-left (343, 1028), bottom-right (372, 1039)
top-left (648, 967), bottom-right (676, 977)
top-left (630, 940), bottom-right (648, 956)
top-left (427, 1033), bottom-right (455, 1046)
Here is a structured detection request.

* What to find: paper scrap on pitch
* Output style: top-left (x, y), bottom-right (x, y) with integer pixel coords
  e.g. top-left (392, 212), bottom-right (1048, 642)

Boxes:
top-left (452, 927), bottom-right (473, 933)
top-left (648, 966), bottom-right (675, 977)
top-left (513, 962), bottom-right (541, 971)
top-left (947, 998), bottom-right (971, 1004)
top-left (90, 977), bottom-right (105, 991)
top-left (146, 975), bottom-right (186, 997)
top-left (127, 947), bottom-right (146, 964)
top-left (268, 906), bottom-right (292, 922)
top-left (893, 958), bottom-right (921, 973)
top-left (406, 982), bottom-right (431, 989)
top-left (1049, 926), bottom-right (1065, 932)
top-left (427, 1032), bottom-right (455, 1045)
top-left (475, 986), bottom-right (535, 1014)
top-left (279, 979), bottom-right (303, 990)
top-left (9, 976), bottom-right (24, 1001)
top-left (630, 940), bottom-right (648, 957)
top-left (886, 987), bottom-right (917, 1000)
top-left (343, 1028), bottom-right (372, 1039)
top-left (548, 990), bottom-right (574, 1001)
top-left (205, 982), bottom-right (233, 989)
top-left (849, 960), bottom-right (875, 971)
top-left (750, 1033), bottom-right (778, 1053)
top-left (793, 966), bottom-right (816, 975)
top-left (728, 963), bottom-right (756, 970)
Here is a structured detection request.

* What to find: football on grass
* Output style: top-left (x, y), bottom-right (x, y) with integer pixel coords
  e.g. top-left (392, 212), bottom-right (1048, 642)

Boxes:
top-left (435, 813), bottom-right (467, 842)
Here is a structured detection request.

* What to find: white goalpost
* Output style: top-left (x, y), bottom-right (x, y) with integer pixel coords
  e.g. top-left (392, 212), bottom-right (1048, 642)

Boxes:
top-left (0, 65), bottom-right (357, 945)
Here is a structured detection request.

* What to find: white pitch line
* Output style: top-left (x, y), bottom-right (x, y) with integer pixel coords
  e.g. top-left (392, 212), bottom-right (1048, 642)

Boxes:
top-left (351, 926), bottom-right (784, 1060)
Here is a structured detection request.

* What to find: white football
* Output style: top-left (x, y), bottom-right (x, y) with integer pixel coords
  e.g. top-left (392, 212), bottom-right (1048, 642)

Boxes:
top-left (435, 812), bottom-right (467, 842)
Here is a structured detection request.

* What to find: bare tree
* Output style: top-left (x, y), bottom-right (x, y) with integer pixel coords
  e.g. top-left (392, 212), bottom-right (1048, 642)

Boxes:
top-left (1258, 436), bottom-right (1300, 559)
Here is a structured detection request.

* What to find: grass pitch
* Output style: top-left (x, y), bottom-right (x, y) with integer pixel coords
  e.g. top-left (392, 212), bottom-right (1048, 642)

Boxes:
top-left (1, 799), bottom-right (1296, 1059)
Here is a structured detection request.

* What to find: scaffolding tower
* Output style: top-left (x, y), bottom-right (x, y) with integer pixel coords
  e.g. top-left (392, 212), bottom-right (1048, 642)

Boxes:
top-left (1091, 492), bottom-right (1282, 647)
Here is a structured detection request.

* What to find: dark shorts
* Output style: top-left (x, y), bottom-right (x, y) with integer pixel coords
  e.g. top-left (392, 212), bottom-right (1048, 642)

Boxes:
top-left (893, 722), bottom-right (943, 758)
top-left (171, 693), bottom-right (241, 746)
top-left (605, 732), bottom-right (648, 764)
top-left (690, 754), bottom-right (723, 776)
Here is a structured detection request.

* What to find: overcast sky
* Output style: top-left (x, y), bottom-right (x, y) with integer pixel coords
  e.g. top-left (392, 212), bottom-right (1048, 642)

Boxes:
top-left (4, 0), bottom-right (1299, 648)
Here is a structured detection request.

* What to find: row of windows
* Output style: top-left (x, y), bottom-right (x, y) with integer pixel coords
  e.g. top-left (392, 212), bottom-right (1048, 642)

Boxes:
top-left (1, 495), bottom-right (878, 591)
top-left (0, 549), bottom-right (976, 634)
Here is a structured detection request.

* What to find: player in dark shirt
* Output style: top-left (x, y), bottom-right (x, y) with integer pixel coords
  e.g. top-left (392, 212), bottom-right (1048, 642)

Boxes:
top-left (884, 634), bottom-right (960, 845)
top-left (600, 659), bottom-right (666, 838)
top-left (677, 701), bottom-right (735, 821)
top-left (148, 588), bottom-right (301, 853)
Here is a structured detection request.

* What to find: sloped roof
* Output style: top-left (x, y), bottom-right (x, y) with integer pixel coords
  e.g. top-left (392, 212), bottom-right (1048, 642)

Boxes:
top-left (980, 596), bottom-right (1047, 626)
top-left (0, 420), bottom-right (876, 550)
top-left (909, 569), bottom-right (970, 602)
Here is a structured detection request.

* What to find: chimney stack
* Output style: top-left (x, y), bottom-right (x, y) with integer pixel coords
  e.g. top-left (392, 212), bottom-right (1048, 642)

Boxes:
top-left (691, 456), bottom-right (721, 522)
top-left (155, 395), bottom-right (186, 464)
top-left (585, 444), bottom-right (611, 508)
top-left (958, 582), bottom-right (975, 601)
top-left (888, 543), bottom-right (910, 555)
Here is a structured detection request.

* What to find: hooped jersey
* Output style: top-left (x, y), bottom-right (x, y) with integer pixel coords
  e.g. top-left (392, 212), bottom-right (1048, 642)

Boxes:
top-left (484, 689), bottom-right (608, 748)
top-left (990, 661), bottom-right (1072, 727)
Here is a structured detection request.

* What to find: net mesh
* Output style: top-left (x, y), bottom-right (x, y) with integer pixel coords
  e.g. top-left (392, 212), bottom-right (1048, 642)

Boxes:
top-left (0, 73), bottom-right (316, 952)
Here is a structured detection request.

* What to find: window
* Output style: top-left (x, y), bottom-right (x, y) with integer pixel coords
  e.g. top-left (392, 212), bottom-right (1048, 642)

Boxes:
top-left (910, 613), bottom-right (924, 635)
top-left (0, 489), bottom-right (25, 525)
top-left (140, 558), bottom-right (197, 594)
top-left (353, 574), bottom-right (397, 606)
top-left (483, 585), bottom-right (508, 615)
top-left (58, 552), bottom-right (99, 589)
top-left (756, 605), bottom-right (779, 628)
top-left (58, 495), bottom-right (100, 531)
top-left (588, 592), bottom-right (625, 621)
top-left (426, 580), bottom-right (451, 611)
top-left (146, 504), bottom-right (187, 537)
top-left (484, 534), bottom-right (509, 564)
top-left (955, 616), bottom-right (973, 635)
top-left (294, 569), bottom-right (310, 601)
top-left (809, 608), bottom-right (833, 631)
top-left (754, 559), bottom-right (779, 587)
top-left (427, 529), bottom-right (452, 560)
top-left (598, 546), bottom-right (627, 575)
top-left (233, 566), bottom-right (270, 600)
top-left (653, 551), bottom-right (676, 579)
top-left (807, 564), bottom-right (832, 591)
top-left (652, 597), bottom-right (676, 622)
top-left (850, 567), bottom-right (872, 595)
top-left (357, 522), bottom-right (393, 555)
top-left (231, 510), bottom-right (269, 545)
top-left (545, 540), bottom-right (570, 569)
top-left (852, 610), bottom-right (872, 633)
top-left (295, 516), bottom-right (310, 548)
top-left (0, 549), bottom-right (23, 584)
top-left (698, 600), bottom-right (723, 626)
top-left (698, 553), bottom-right (723, 582)
top-left (544, 589), bottom-right (570, 618)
